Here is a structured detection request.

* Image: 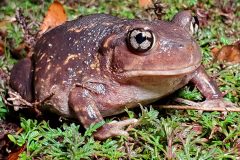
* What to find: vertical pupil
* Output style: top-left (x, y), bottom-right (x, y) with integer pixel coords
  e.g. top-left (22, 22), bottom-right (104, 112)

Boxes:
top-left (135, 33), bottom-right (146, 44)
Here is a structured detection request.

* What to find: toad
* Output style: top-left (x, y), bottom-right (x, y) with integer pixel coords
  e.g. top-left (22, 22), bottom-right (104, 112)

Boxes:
top-left (9, 11), bottom-right (231, 140)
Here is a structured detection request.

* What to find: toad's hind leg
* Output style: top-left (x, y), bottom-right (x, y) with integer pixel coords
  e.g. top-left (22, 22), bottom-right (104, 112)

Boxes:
top-left (10, 58), bottom-right (33, 102)
top-left (69, 86), bottom-right (138, 140)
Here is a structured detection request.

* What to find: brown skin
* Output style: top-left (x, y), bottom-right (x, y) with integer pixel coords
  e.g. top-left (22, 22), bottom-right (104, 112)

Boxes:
top-left (10, 11), bottom-right (230, 140)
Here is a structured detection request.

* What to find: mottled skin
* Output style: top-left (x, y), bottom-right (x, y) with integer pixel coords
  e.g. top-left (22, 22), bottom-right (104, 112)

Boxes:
top-left (10, 11), bottom-right (227, 140)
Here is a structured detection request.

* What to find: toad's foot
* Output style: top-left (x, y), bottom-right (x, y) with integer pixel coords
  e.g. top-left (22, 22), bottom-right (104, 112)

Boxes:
top-left (175, 98), bottom-right (237, 109)
top-left (94, 118), bottom-right (138, 140)
top-left (200, 99), bottom-right (237, 108)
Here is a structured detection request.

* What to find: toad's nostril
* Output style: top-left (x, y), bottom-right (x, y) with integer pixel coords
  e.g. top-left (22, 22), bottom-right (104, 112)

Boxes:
top-left (179, 44), bottom-right (184, 48)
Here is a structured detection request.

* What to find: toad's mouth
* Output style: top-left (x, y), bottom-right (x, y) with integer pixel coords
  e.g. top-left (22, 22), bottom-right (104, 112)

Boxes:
top-left (121, 63), bottom-right (201, 77)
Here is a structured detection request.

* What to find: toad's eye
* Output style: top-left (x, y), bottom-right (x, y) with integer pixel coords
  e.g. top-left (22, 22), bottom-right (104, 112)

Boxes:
top-left (126, 28), bottom-right (155, 54)
top-left (190, 16), bottom-right (199, 35)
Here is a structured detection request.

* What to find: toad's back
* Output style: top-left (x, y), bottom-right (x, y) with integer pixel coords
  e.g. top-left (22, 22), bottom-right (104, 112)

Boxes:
top-left (33, 14), bottom-right (126, 110)
top-left (34, 14), bottom-right (124, 86)
top-left (32, 14), bottom-right (124, 115)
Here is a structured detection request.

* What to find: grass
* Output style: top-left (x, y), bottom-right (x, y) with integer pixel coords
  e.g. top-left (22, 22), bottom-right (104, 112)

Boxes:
top-left (0, 0), bottom-right (240, 159)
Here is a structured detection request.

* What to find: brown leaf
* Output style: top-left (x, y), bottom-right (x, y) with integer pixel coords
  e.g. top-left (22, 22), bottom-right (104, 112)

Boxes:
top-left (212, 44), bottom-right (240, 63)
top-left (0, 18), bottom-right (15, 31)
top-left (196, 8), bottom-right (210, 27)
top-left (39, 0), bottom-right (67, 35)
top-left (0, 120), bottom-right (21, 159)
top-left (11, 43), bottom-right (30, 59)
top-left (0, 40), bottom-right (4, 57)
top-left (7, 144), bottom-right (26, 160)
top-left (234, 138), bottom-right (240, 155)
top-left (0, 29), bottom-right (8, 57)
top-left (209, 125), bottom-right (221, 139)
top-left (211, 47), bottom-right (220, 58)
top-left (192, 123), bottom-right (203, 135)
top-left (138, 0), bottom-right (153, 8)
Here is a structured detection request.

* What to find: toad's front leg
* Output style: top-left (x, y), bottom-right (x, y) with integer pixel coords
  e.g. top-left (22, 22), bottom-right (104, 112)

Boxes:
top-left (190, 65), bottom-right (235, 108)
top-left (68, 86), bottom-right (138, 140)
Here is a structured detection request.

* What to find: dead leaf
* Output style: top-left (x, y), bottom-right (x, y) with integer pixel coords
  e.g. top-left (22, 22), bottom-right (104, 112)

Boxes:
top-left (211, 47), bottom-right (220, 57)
top-left (39, 0), bottom-right (67, 35)
top-left (209, 125), bottom-right (221, 139)
top-left (0, 18), bottom-right (15, 31)
top-left (138, 0), bottom-right (153, 8)
top-left (192, 123), bottom-right (203, 135)
top-left (7, 144), bottom-right (26, 160)
top-left (0, 120), bottom-right (20, 159)
top-left (11, 43), bottom-right (30, 59)
top-left (196, 8), bottom-right (210, 27)
top-left (0, 40), bottom-right (4, 56)
top-left (234, 138), bottom-right (240, 155)
top-left (212, 43), bottom-right (240, 63)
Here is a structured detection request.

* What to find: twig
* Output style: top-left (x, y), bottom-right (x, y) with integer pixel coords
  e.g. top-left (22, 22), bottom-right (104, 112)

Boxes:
top-left (32, 93), bottom-right (54, 106)
top-left (15, 8), bottom-right (36, 47)
top-left (6, 88), bottom-right (54, 111)
top-left (7, 91), bottom-right (33, 107)
top-left (1, 93), bottom-right (15, 107)
top-left (124, 141), bottom-right (131, 160)
top-left (155, 105), bottom-right (240, 112)
top-left (174, 98), bottom-right (201, 106)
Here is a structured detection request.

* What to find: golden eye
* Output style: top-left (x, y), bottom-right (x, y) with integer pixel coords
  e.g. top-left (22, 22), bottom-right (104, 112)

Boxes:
top-left (127, 28), bottom-right (155, 54)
